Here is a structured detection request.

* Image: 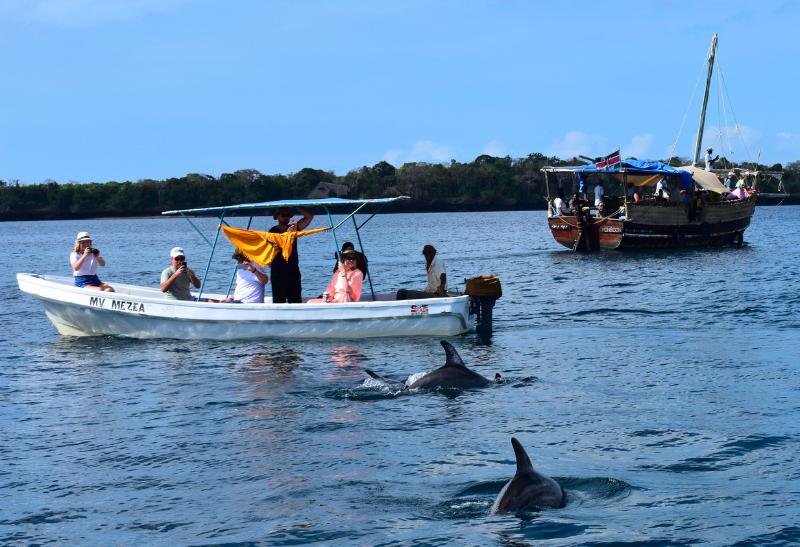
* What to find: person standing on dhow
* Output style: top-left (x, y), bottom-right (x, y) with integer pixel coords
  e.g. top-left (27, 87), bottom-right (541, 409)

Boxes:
top-left (704, 147), bottom-right (719, 171)
top-left (269, 206), bottom-right (314, 303)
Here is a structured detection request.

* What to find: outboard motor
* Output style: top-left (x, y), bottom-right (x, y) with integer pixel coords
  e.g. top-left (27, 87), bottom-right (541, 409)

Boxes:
top-left (466, 275), bottom-right (502, 334)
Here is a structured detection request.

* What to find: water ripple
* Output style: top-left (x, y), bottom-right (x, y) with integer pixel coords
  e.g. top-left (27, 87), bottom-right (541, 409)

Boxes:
top-left (2, 210), bottom-right (800, 544)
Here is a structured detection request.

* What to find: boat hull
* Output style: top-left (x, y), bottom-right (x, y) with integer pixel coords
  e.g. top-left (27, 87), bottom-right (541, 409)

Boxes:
top-left (548, 198), bottom-right (755, 251)
top-left (18, 274), bottom-right (472, 339)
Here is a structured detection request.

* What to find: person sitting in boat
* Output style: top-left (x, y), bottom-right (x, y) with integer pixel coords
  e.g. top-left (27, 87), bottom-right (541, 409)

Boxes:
top-left (307, 249), bottom-right (363, 303)
top-left (724, 171), bottom-right (736, 190)
top-left (625, 184), bottom-right (642, 204)
top-left (396, 244), bottom-right (448, 300)
top-left (222, 250), bottom-right (269, 303)
top-left (160, 246), bottom-right (201, 300)
top-left (333, 241), bottom-right (368, 280)
top-left (552, 188), bottom-right (571, 216)
top-left (654, 178), bottom-right (670, 201)
top-left (726, 180), bottom-right (750, 200)
top-left (594, 181), bottom-right (604, 210)
top-left (704, 147), bottom-right (719, 171)
top-left (70, 231), bottom-right (115, 292)
top-left (269, 206), bottom-right (314, 304)
top-left (569, 192), bottom-right (583, 214)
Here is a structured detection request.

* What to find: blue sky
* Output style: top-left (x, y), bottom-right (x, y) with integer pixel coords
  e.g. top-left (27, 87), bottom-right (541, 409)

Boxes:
top-left (1, 0), bottom-right (797, 183)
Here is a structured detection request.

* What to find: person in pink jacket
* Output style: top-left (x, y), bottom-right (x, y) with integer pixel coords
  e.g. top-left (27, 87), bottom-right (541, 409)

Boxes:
top-left (726, 180), bottom-right (750, 200)
top-left (308, 249), bottom-right (363, 303)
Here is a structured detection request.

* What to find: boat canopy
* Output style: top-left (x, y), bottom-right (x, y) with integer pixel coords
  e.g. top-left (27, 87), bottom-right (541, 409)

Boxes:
top-left (162, 197), bottom-right (409, 216)
top-left (544, 159), bottom-right (730, 194)
top-left (160, 196), bottom-right (411, 302)
top-left (677, 165), bottom-right (729, 194)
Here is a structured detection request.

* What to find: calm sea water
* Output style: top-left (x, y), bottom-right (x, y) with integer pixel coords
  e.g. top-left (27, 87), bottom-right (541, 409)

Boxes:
top-left (1, 207), bottom-right (799, 545)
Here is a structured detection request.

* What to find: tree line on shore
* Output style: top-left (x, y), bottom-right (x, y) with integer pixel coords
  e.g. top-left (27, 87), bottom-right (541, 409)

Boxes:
top-left (1, 154), bottom-right (797, 221)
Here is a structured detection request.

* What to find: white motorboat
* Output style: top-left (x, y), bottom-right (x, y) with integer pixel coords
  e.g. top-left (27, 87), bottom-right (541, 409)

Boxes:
top-left (17, 198), bottom-right (475, 340)
top-left (16, 273), bottom-right (471, 339)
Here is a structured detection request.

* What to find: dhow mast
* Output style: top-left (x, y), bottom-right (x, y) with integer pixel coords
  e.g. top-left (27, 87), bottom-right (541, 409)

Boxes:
top-left (692, 34), bottom-right (718, 166)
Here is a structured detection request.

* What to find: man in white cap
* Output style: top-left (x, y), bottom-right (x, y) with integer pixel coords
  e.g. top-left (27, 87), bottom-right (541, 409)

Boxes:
top-left (704, 147), bottom-right (719, 171)
top-left (160, 247), bottom-right (201, 300)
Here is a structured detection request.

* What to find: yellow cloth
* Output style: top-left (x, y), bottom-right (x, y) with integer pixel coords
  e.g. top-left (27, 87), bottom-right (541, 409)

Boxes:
top-left (219, 225), bottom-right (330, 266)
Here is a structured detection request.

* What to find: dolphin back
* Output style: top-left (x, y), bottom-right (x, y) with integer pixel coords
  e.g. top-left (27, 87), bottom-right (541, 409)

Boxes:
top-left (407, 341), bottom-right (492, 389)
top-left (440, 340), bottom-right (466, 368)
top-left (364, 368), bottom-right (408, 390)
top-left (492, 438), bottom-right (566, 513)
top-left (365, 369), bottom-right (383, 381)
top-left (512, 437), bottom-right (533, 474)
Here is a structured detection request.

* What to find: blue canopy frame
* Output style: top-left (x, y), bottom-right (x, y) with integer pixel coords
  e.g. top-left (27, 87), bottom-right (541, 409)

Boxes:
top-left (542, 159), bottom-right (694, 201)
top-left (161, 197), bottom-right (411, 301)
top-left (544, 159), bottom-right (692, 179)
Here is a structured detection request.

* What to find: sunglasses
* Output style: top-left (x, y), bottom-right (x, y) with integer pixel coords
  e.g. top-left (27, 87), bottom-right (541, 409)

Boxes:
top-left (174, 256), bottom-right (186, 262)
top-left (344, 257), bottom-right (357, 262)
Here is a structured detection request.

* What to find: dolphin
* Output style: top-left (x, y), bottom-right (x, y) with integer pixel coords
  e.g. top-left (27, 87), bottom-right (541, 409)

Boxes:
top-left (491, 437), bottom-right (566, 514)
top-left (365, 340), bottom-right (502, 390)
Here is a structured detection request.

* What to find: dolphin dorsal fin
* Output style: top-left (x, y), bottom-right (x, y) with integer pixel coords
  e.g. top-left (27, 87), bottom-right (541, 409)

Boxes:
top-left (365, 369), bottom-right (384, 381)
top-left (440, 340), bottom-right (466, 368)
top-left (511, 437), bottom-right (534, 474)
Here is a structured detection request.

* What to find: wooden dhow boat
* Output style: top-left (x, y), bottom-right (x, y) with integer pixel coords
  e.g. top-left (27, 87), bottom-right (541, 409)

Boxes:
top-left (542, 34), bottom-right (757, 251)
top-left (542, 160), bottom-right (755, 251)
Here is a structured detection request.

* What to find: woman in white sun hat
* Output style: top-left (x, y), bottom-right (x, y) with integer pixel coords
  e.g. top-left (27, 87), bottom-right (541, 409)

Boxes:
top-left (69, 231), bottom-right (115, 292)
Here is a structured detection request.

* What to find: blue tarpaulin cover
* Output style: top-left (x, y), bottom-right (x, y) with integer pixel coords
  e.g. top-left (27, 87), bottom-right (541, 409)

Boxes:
top-left (580, 158), bottom-right (690, 177)
top-left (577, 158), bottom-right (693, 191)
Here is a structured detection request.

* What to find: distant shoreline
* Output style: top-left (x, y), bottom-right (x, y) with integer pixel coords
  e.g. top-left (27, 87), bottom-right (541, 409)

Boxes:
top-left (0, 203), bottom-right (547, 222)
top-left (1, 195), bottom-right (796, 222)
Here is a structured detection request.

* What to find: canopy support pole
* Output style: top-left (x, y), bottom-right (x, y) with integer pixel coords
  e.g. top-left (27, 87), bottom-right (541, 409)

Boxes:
top-left (225, 216), bottom-right (254, 298)
top-left (323, 206), bottom-right (342, 262)
top-left (352, 214), bottom-right (375, 301)
top-left (180, 213), bottom-right (214, 247)
top-left (197, 212), bottom-right (225, 301)
top-left (356, 201), bottom-right (391, 230)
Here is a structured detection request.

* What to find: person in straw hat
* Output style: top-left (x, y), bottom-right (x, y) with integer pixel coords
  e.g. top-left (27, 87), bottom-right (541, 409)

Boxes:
top-left (70, 231), bottom-right (114, 292)
top-left (307, 249), bottom-right (363, 304)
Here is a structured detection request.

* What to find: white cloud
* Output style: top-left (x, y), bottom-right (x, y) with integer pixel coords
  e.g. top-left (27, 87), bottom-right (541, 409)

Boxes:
top-left (382, 148), bottom-right (403, 166)
top-left (481, 139), bottom-right (507, 157)
top-left (546, 131), bottom-right (609, 160)
top-left (382, 140), bottom-right (455, 165)
top-left (624, 134), bottom-right (653, 158)
top-left (0, 0), bottom-right (189, 27)
top-left (777, 132), bottom-right (795, 140)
